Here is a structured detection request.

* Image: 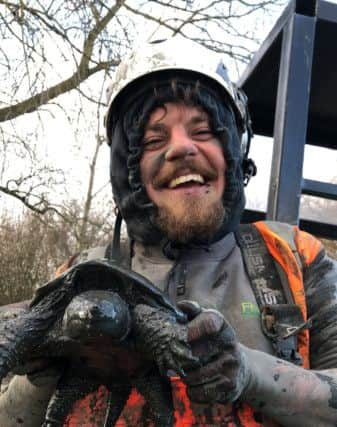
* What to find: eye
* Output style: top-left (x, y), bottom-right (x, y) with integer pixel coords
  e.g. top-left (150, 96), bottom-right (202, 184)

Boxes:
top-left (192, 128), bottom-right (214, 141)
top-left (142, 137), bottom-right (167, 150)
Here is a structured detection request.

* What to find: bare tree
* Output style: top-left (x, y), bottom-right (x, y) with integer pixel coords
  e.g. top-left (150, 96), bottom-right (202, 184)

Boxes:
top-left (0, 212), bottom-right (63, 304)
top-left (0, 0), bottom-right (284, 120)
top-left (0, 205), bottom-right (116, 304)
top-left (0, 0), bottom-right (285, 225)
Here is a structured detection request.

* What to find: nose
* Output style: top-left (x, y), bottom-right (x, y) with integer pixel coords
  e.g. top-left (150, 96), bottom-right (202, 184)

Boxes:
top-left (164, 131), bottom-right (198, 161)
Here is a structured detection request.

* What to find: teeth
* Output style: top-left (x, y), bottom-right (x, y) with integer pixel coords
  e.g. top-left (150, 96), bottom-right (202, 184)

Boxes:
top-left (168, 174), bottom-right (205, 189)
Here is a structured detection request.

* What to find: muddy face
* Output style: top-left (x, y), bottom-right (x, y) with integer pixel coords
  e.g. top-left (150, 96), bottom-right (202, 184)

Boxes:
top-left (140, 103), bottom-right (226, 243)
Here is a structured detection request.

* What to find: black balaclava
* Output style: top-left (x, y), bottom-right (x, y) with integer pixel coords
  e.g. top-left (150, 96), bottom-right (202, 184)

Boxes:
top-left (109, 75), bottom-right (246, 246)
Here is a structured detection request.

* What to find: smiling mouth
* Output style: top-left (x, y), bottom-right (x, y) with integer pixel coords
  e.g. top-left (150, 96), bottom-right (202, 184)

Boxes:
top-left (168, 174), bottom-right (205, 189)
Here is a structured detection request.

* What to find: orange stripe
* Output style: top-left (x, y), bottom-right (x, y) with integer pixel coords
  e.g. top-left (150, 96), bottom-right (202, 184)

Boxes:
top-left (61, 377), bottom-right (271, 426)
top-left (254, 222), bottom-right (310, 369)
top-left (170, 377), bottom-right (195, 426)
top-left (64, 385), bottom-right (109, 426)
top-left (237, 403), bottom-right (264, 426)
top-left (294, 226), bottom-right (322, 267)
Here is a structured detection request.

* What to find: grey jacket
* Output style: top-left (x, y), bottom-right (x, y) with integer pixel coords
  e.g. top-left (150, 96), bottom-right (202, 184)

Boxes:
top-left (1, 223), bottom-right (337, 426)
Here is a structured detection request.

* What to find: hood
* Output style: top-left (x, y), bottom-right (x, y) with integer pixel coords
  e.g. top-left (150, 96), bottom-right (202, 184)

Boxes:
top-left (109, 78), bottom-right (247, 246)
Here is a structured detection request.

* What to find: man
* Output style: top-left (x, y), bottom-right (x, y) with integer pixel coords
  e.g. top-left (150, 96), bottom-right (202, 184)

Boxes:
top-left (1, 39), bottom-right (337, 426)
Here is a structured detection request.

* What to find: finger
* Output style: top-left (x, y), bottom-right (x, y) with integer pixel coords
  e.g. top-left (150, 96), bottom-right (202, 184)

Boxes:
top-left (189, 335), bottom-right (228, 360)
top-left (187, 377), bottom-right (237, 404)
top-left (184, 354), bottom-right (238, 386)
top-left (187, 310), bottom-right (225, 342)
top-left (177, 300), bottom-right (202, 320)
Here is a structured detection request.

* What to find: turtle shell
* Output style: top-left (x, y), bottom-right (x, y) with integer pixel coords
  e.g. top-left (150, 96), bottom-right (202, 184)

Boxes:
top-left (0, 259), bottom-right (187, 382)
top-left (31, 258), bottom-right (185, 322)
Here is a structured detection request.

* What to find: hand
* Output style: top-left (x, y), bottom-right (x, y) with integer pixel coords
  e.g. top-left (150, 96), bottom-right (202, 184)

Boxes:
top-left (178, 301), bottom-right (250, 404)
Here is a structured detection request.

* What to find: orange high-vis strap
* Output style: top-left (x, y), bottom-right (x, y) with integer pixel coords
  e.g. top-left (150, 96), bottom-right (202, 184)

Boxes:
top-left (254, 221), bottom-right (310, 368)
top-left (294, 226), bottom-right (322, 267)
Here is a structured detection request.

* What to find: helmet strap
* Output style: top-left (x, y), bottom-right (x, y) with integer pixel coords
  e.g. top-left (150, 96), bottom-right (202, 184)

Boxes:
top-left (111, 209), bottom-right (123, 261)
top-left (242, 158), bottom-right (257, 186)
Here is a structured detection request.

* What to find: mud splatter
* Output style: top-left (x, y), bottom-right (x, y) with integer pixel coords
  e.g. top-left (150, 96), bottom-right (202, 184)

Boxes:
top-left (316, 373), bottom-right (337, 409)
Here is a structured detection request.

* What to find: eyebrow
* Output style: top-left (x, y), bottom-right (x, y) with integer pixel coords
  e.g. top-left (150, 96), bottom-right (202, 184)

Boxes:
top-left (144, 123), bottom-right (167, 133)
top-left (187, 114), bottom-right (209, 126)
top-left (145, 113), bottom-right (209, 133)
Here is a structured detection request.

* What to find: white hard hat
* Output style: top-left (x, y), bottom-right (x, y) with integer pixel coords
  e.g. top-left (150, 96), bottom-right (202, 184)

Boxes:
top-left (105, 38), bottom-right (250, 150)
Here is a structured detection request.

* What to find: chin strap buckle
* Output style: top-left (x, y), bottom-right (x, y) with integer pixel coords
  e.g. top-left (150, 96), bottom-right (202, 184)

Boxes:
top-left (242, 158), bottom-right (257, 186)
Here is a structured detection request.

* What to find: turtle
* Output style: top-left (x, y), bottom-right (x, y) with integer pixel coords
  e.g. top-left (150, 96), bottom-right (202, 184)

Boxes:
top-left (0, 259), bottom-right (199, 426)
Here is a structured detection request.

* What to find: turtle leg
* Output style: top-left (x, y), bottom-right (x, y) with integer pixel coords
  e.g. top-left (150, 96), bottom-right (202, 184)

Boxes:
top-left (104, 382), bottom-right (132, 427)
top-left (42, 369), bottom-right (132, 427)
top-left (41, 368), bottom-right (103, 427)
top-left (134, 367), bottom-right (175, 427)
top-left (0, 287), bottom-right (71, 383)
top-left (0, 313), bottom-right (53, 383)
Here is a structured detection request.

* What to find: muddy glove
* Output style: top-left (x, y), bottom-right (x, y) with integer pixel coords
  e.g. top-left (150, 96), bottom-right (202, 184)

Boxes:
top-left (178, 301), bottom-right (250, 404)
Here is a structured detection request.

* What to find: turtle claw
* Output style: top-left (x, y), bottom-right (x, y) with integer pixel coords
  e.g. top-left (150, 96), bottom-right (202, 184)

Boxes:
top-left (134, 368), bottom-right (175, 427)
top-left (132, 304), bottom-right (200, 377)
top-left (42, 368), bottom-right (103, 427)
top-left (157, 342), bottom-right (200, 378)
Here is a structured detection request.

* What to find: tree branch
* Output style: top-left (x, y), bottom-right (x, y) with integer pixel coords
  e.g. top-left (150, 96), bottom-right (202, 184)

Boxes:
top-left (0, 60), bottom-right (118, 122)
top-left (0, 184), bottom-right (66, 218)
top-left (0, 0), bottom-right (126, 122)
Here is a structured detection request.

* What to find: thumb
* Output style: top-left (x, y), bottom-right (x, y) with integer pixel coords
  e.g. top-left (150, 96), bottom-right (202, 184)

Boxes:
top-left (186, 309), bottom-right (225, 343)
top-left (177, 300), bottom-right (202, 321)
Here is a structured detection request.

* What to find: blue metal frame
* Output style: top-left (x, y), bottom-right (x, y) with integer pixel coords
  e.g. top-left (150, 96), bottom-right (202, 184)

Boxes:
top-left (267, 13), bottom-right (316, 224)
top-left (239, 0), bottom-right (337, 238)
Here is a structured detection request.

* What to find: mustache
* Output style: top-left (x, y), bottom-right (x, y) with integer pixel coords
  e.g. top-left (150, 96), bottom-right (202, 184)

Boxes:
top-left (152, 159), bottom-right (218, 189)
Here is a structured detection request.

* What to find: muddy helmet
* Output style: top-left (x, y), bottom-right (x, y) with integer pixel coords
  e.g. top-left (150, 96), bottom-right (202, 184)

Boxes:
top-left (105, 38), bottom-right (255, 247)
top-left (105, 39), bottom-right (252, 157)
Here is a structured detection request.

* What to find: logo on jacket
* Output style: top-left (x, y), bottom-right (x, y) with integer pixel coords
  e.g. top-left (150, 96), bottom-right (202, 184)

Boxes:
top-left (241, 302), bottom-right (259, 317)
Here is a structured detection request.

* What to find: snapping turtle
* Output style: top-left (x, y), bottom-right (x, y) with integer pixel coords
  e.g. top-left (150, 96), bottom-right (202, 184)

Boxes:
top-left (0, 259), bottom-right (198, 426)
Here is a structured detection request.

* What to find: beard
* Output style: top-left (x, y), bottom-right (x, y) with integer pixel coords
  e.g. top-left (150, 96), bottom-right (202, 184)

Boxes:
top-left (155, 198), bottom-right (225, 244)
